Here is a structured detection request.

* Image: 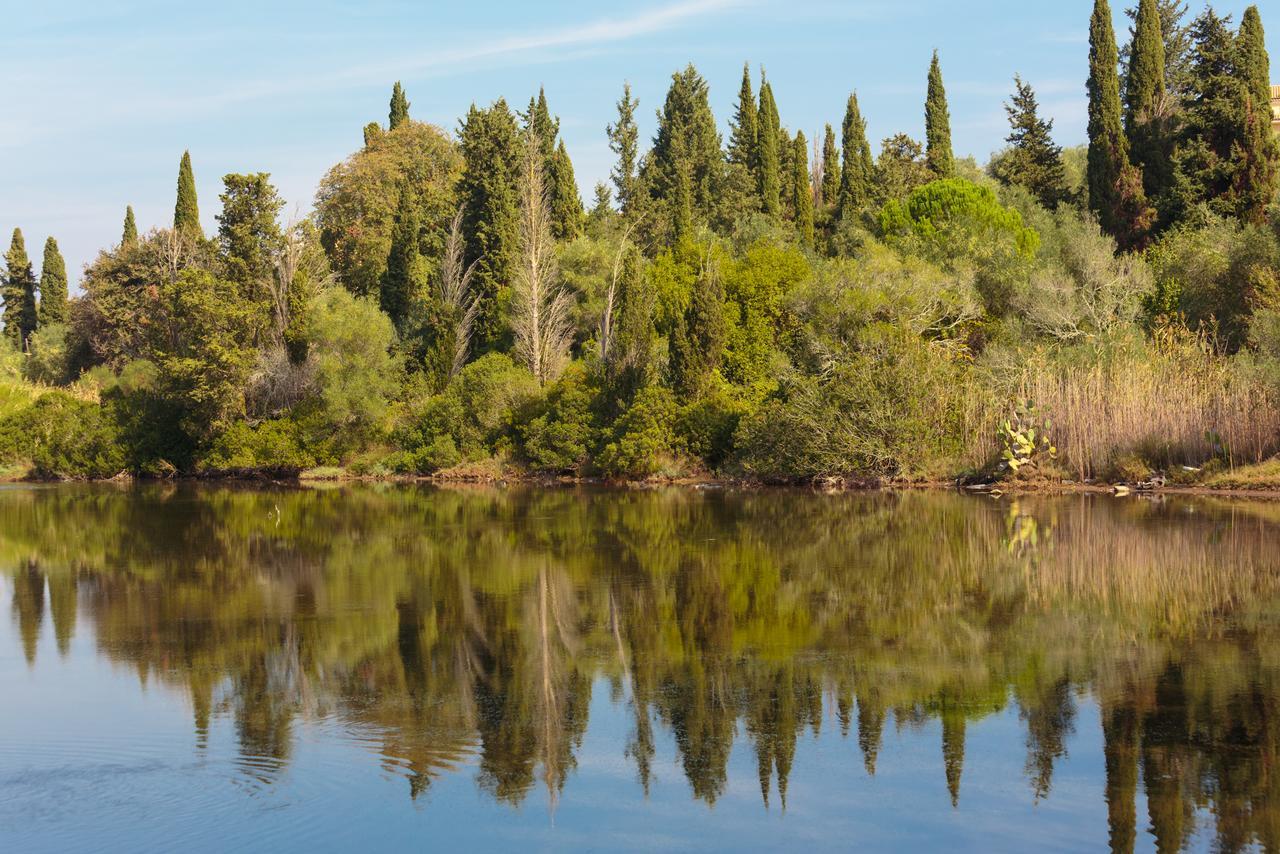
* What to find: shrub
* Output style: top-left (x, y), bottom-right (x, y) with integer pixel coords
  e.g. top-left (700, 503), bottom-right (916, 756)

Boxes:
top-left (3, 392), bottom-right (125, 479)
top-left (24, 323), bottom-right (73, 385)
top-left (596, 387), bottom-right (677, 479)
top-left (675, 387), bottom-right (751, 470)
top-left (199, 419), bottom-right (314, 472)
top-left (516, 363), bottom-right (600, 472)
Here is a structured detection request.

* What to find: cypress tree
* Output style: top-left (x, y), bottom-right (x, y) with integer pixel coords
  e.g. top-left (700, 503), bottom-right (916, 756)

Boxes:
top-left (821, 124), bottom-right (840, 211)
top-left (1089, 0), bottom-right (1153, 247)
top-left (994, 77), bottom-right (1070, 209)
top-left (1235, 6), bottom-right (1277, 223)
top-left (644, 65), bottom-right (722, 237)
top-left (121, 205), bottom-right (138, 247)
top-left (728, 63), bottom-right (759, 178)
top-left (459, 100), bottom-right (522, 351)
top-left (549, 139), bottom-right (584, 241)
top-left (38, 237), bottom-right (68, 328)
top-left (1125, 0), bottom-right (1173, 206)
top-left (174, 150), bottom-right (202, 238)
top-left (607, 245), bottom-right (655, 401)
top-left (3, 229), bottom-right (36, 348)
top-left (380, 187), bottom-right (427, 331)
top-left (1238, 6), bottom-right (1272, 113)
top-left (524, 88), bottom-right (559, 162)
top-left (669, 262), bottom-right (725, 399)
top-left (778, 126), bottom-right (795, 221)
top-left (838, 94), bottom-right (874, 219)
top-left (757, 76), bottom-right (781, 216)
top-left (792, 132), bottom-right (815, 247)
top-left (607, 83), bottom-right (640, 217)
top-left (925, 51), bottom-right (954, 177)
top-left (389, 81), bottom-right (410, 130)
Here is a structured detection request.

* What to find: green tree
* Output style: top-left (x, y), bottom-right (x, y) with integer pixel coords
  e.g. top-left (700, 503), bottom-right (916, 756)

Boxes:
top-left (389, 81), bottom-right (410, 130)
top-left (459, 100), bottom-right (522, 352)
top-left (549, 140), bottom-right (583, 241)
top-left (925, 52), bottom-right (954, 177)
top-left (669, 259), bottom-right (726, 399)
top-left (1236, 5), bottom-right (1278, 221)
top-left (380, 187), bottom-right (429, 332)
top-left (607, 83), bottom-right (641, 218)
top-left (643, 65), bottom-right (723, 239)
top-left (820, 124), bottom-right (840, 211)
top-left (1088, 0), bottom-right (1153, 248)
top-left (728, 63), bottom-right (759, 182)
top-left (121, 205), bottom-right (138, 247)
top-left (757, 76), bottom-right (781, 217)
top-left (874, 134), bottom-right (932, 204)
top-left (606, 245), bottom-right (655, 402)
top-left (792, 132), bottom-right (815, 247)
top-left (38, 237), bottom-right (68, 328)
top-left (838, 94), bottom-right (874, 219)
top-left (217, 172), bottom-right (284, 339)
top-left (1125, 0), bottom-right (1173, 206)
top-left (993, 77), bottom-right (1070, 209)
top-left (174, 150), bottom-right (202, 238)
top-left (3, 229), bottom-right (37, 348)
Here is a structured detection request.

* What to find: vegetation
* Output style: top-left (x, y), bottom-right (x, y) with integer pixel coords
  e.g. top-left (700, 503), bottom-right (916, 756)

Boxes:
top-left (2, 2), bottom-right (1279, 484)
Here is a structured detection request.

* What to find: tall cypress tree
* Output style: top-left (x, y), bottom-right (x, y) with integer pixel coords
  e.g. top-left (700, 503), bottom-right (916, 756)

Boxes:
top-left (792, 132), bottom-right (815, 247)
top-left (994, 77), bottom-right (1070, 209)
top-left (389, 81), bottom-right (410, 130)
top-left (821, 124), bottom-right (840, 211)
top-left (459, 100), bottom-right (522, 351)
top-left (644, 65), bottom-right (723, 237)
top-left (549, 139), bottom-right (584, 241)
top-left (607, 84), bottom-right (640, 217)
top-left (838, 93), bottom-right (874, 219)
top-left (121, 205), bottom-right (138, 247)
top-left (380, 187), bottom-right (427, 331)
top-left (728, 63), bottom-right (759, 178)
top-left (3, 229), bottom-right (36, 348)
top-left (38, 237), bottom-right (68, 328)
top-left (1238, 6), bottom-right (1272, 112)
top-left (1125, 0), bottom-right (1172, 206)
top-left (1235, 6), bottom-right (1278, 223)
top-left (607, 245), bottom-right (655, 401)
top-left (925, 51), bottom-right (954, 177)
top-left (757, 75), bottom-right (781, 217)
top-left (669, 263), bottom-right (725, 398)
top-left (174, 150), bottom-right (202, 238)
top-left (1089, 0), bottom-right (1152, 247)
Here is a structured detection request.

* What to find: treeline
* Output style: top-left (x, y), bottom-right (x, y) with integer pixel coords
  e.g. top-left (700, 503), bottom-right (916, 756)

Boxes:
top-left (2, 0), bottom-right (1279, 482)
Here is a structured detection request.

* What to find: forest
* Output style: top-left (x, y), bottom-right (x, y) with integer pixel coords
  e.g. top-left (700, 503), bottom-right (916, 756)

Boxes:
top-left (2, 0), bottom-right (1279, 485)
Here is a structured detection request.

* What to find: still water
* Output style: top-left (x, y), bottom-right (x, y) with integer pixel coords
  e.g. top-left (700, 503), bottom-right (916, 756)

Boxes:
top-left (1, 483), bottom-right (1278, 852)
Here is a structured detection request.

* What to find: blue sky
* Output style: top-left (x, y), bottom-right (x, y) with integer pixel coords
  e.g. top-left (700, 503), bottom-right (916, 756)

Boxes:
top-left (1, 0), bottom-right (1270, 286)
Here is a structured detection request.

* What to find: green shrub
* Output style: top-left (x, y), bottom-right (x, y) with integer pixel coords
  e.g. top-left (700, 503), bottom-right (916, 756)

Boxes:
top-left (517, 363), bottom-right (600, 472)
top-left (596, 387), bottom-right (677, 479)
top-left (200, 419), bottom-right (314, 472)
top-left (675, 388), bottom-right (750, 470)
top-left (24, 323), bottom-right (72, 385)
top-left (2, 392), bottom-right (125, 479)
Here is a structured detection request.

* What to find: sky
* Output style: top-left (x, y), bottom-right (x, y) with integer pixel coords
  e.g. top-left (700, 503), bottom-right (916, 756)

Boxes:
top-left (1, 0), bottom-right (1272, 287)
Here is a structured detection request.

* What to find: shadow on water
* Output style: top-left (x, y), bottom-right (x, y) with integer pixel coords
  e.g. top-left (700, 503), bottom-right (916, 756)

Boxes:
top-left (5, 483), bottom-right (1280, 850)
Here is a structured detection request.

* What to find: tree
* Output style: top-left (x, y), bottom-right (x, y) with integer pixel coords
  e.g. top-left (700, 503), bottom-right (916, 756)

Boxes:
top-left (548, 140), bottom-right (583, 241)
top-left (458, 100), bottom-right (522, 352)
top-left (605, 245), bottom-right (654, 401)
top-left (1235, 5), bottom-right (1278, 221)
top-left (757, 75), bottom-right (781, 217)
top-left (389, 81), bottom-right (410, 130)
top-left (607, 83), bottom-right (641, 218)
top-left (217, 172), bottom-right (284, 340)
top-left (174, 150), bottom-right (202, 237)
top-left (380, 186), bottom-right (428, 332)
top-left (669, 258), bottom-right (726, 399)
top-left (925, 52), bottom-right (954, 177)
top-left (437, 210), bottom-right (479, 380)
top-left (511, 133), bottom-right (574, 385)
top-left (728, 64), bottom-right (759, 183)
top-left (3, 229), bottom-right (37, 348)
top-left (838, 94), bottom-right (874, 218)
top-left (1237, 6), bottom-right (1271, 113)
top-left (643, 65), bottom-right (723, 239)
top-left (1123, 0), bottom-right (1194, 102)
top-left (1125, 0), bottom-right (1174, 205)
top-left (1089, 0), bottom-right (1153, 248)
top-left (122, 205), bottom-right (138, 247)
top-left (38, 237), bottom-right (68, 328)
top-left (820, 124), bottom-right (840, 211)
top-left (792, 132), bottom-right (815, 247)
top-left (993, 77), bottom-right (1070, 209)
top-left (874, 134), bottom-right (932, 203)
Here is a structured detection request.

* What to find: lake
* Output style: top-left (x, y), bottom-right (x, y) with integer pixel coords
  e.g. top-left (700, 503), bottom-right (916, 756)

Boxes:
top-left (2, 483), bottom-right (1278, 852)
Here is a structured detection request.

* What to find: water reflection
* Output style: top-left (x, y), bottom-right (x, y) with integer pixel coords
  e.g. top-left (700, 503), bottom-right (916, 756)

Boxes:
top-left (5, 485), bottom-right (1280, 850)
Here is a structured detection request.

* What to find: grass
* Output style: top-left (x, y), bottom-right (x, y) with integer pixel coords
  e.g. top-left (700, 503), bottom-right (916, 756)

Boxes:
top-left (1202, 458), bottom-right (1280, 491)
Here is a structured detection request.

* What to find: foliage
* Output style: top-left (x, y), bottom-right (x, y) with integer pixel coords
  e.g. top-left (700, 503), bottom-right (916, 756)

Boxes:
top-left (516, 362), bottom-right (600, 472)
top-left (597, 386), bottom-right (677, 478)
top-left (1, 392), bottom-right (125, 479)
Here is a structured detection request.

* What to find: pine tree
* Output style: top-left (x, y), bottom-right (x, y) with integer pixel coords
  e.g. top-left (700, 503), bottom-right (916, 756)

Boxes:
top-left (728, 63), bottom-right (759, 178)
top-left (121, 205), bottom-right (138, 247)
top-left (643, 65), bottom-right (723, 238)
top-left (1125, 0), bottom-right (1175, 210)
top-left (3, 229), bottom-right (36, 348)
top-left (838, 93), bottom-right (874, 219)
top-left (389, 81), bottom-right (410, 130)
top-left (459, 100), bottom-right (522, 351)
top-left (757, 75), bottom-right (781, 217)
top-left (38, 237), bottom-right (68, 328)
top-left (607, 83), bottom-right (640, 217)
top-left (1089, 0), bottom-right (1153, 248)
top-left (792, 132), bottom-right (814, 247)
top-left (380, 187), bottom-right (427, 331)
top-left (549, 140), bottom-right (584, 240)
top-left (925, 51), bottom-right (954, 177)
top-left (994, 77), bottom-right (1070, 209)
top-left (821, 124), bottom-right (840, 211)
top-left (174, 150), bottom-right (202, 238)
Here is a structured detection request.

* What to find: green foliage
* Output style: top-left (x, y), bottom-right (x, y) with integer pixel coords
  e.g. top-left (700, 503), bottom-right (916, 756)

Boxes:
top-left (607, 84), bottom-right (641, 218)
top-left (549, 140), bottom-right (584, 241)
top-left (217, 172), bottom-right (284, 331)
top-left (721, 241), bottom-right (808, 392)
top-left (516, 362), bottom-right (600, 471)
top-left (880, 179), bottom-right (1040, 264)
top-left (992, 78), bottom-right (1070, 210)
top-left (379, 187), bottom-right (429, 332)
top-left (24, 323), bottom-right (71, 385)
top-left (389, 81), bottom-right (410, 130)
top-left (998, 402), bottom-right (1057, 473)
top-left (838, 94), bottom-right (874, 219)
top-left (121, 205), bottom-right (138, 247)
top-left (174, 150), bottom-right (202, 237)
top-left (675, 384), bottom-right (750, 470)
top-left (3, 229), bottom-right (37, 348)
top-left (597, 386), bottom-right (677, 478)
top-left (669, 256), bottom-right (727, 398)
top-left (820, 124), bottom-right (840, 212)
top-left (643, 65), bottom-right (723, 241)
top-left (756, 77), bottom-right (781, 217)
top-left (37, 237), bottom-right (68, 328)
top-left (201, 418), bottom-right (313, 472)
top-left (925, 52), bottom-right (954, 177)
top-left (2, 392), bottom-right (125, 479)
top-left (728, 64), bottom-right (759, 183)
top-left (791, 132), bottom-right (814, 247)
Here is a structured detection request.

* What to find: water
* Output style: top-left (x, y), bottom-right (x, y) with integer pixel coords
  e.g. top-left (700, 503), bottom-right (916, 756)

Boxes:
top-left (1, 483), bottom-right (1278, 852)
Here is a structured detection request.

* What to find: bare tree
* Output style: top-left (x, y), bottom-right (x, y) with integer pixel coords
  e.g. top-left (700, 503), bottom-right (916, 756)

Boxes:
top-left (597, 222), bottom-right (637, 363)
top-left (511, 133), bottom-right (574, 385)
top-left (440, 208), bottom-right (480, 379)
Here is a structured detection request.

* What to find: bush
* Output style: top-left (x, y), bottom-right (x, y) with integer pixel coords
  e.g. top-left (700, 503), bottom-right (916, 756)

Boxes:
top-left (596, 387), bottom-right (677, 479)
top-left (2, 392), bottom-right (125, 479)
top-left (516, 363), bottom-right (600, 472)
top-left (199, 419), bottom-right (314, 472)
top-left (675, 386), bottom-right (751, 470)
top-left (24, 323), bottom-right (73, 385)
